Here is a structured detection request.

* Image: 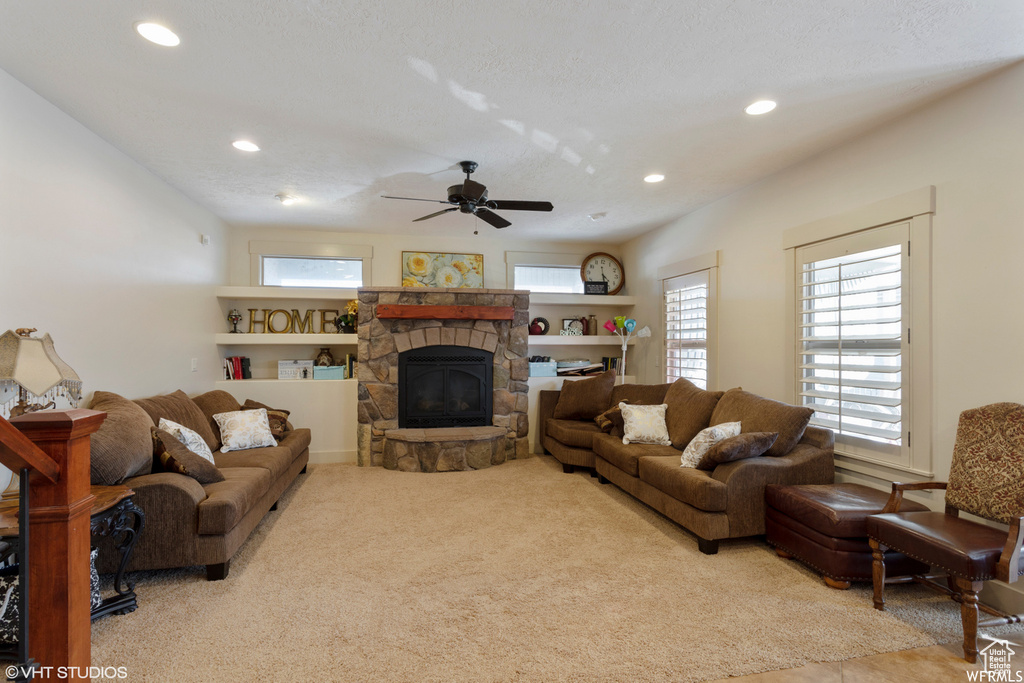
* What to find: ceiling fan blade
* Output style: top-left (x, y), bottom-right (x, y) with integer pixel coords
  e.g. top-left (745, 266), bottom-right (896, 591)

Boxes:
top-left (381, 195), bottom-right (454, 204)
top-left (413, 207), bottom-right (459, 222)
top-left (461, 178), bottom-right (487, 202)
top-left (488, 200), bottom-right (554, 212)
top-left (475, 208), bottom-right (511, 229)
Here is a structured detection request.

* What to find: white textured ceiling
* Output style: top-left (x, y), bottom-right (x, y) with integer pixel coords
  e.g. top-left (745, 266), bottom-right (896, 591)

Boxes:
top-left (1, 1), bottom-right (1022, 242)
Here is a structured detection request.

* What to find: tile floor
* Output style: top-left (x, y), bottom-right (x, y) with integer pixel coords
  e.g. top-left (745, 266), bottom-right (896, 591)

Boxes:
top-left (712, 641), bottom-right (1024, 682)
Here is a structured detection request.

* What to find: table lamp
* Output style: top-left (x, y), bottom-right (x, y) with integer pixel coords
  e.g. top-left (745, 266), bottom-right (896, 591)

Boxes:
top-left (0, 328), bottom-right (82, 499)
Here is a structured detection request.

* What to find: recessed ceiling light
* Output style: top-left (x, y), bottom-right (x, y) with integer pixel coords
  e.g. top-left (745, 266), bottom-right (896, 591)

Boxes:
top-left (745, 100), bottom-right (777, 116)
top-left (644, 174), bottom-right (665, 183)
top-left (276, 194), bottom-right (297, 206)
top-left (232, 140), bottom-right (260, 152)
top-left (135, 22), bottom-right (180, 47)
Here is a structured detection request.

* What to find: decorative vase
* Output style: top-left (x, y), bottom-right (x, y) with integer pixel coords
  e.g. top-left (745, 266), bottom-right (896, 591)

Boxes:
top-left (315, 347), bottom-right (335, 367)
top-left (588, 314), bottom-right (597, 335)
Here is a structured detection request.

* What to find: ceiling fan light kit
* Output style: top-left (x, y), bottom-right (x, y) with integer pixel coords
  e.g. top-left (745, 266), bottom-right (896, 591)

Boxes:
top-left (383, 161), bottom-right (553, 230)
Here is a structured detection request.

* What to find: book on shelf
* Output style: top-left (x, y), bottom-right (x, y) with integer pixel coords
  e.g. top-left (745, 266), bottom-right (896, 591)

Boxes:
top-left (601, 356), bottom-right (621, 372)
top-left (223, 356), bottom-right (250, 380)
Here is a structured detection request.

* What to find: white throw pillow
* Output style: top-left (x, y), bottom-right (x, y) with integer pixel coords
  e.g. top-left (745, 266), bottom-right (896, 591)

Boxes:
top-left (680, 421), bottom-right (741, 468)
top-left (158, 418), bottom-right (215, 464)
top-left (620, 403), bottom-right (672, 446)
top-left (214, 409), bottom-right (277, 453)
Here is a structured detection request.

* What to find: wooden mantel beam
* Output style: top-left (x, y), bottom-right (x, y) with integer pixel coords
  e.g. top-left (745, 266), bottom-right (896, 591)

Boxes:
top-left (376, 304), bottom-right (515, 321)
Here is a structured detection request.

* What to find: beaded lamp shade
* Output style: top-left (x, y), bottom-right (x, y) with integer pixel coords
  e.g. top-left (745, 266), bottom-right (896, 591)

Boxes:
top-left (0, 329), bottom-right (82, 418)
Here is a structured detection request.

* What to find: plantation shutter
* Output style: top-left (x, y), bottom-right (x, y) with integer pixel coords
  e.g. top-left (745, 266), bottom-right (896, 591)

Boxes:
top-left (796, 222), bottom-right (909, 456)
top-left (664, 270), bottom-right (709, 389)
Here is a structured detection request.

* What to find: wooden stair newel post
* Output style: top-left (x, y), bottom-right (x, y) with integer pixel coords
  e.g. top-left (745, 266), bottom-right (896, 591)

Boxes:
top-left (11, 409), bottom-right (104, 681)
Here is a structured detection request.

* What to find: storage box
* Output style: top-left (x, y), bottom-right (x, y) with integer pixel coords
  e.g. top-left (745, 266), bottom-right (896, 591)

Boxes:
top-left (529, 361), bottom-right (558, 377)
top-left (278, 360), bottom-right (314, 380)
top-left (313, 365), bottom-right (347, 380)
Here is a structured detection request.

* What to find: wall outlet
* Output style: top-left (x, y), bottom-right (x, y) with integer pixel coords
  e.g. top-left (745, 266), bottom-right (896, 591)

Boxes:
top-left (191, 358), bottom-right (198, 372)
top-left (200, 234), bottom-right (211, 246)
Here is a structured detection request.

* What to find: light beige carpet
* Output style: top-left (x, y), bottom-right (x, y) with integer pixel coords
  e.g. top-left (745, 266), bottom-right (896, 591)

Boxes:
top-left (91, 456), bottom-right (1022, 682)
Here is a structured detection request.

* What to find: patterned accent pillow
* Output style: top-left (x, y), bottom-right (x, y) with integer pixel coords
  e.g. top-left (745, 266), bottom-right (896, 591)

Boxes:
top-left (159, 418), bottom-right (215, 464)
top-left (681, 421), bottom-right (741, 468)
top-left (594, 401), bottom-right (628, 433)
top-left (620, 403), bottom-right (671, 446)
top-left (152, 428), bottom-right (226, 484)
top-left (696, 431), bottom-right (778, 470)
top-left (214, 409), bottom-right (277, 453)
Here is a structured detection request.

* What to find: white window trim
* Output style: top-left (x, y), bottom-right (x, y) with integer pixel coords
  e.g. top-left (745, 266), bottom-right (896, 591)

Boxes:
top-left (783, 187), bottom-right (934, 479)
top-left (249, 241), bottom-right (373, 287)
top-left (658, 251), bottom-right (719, 390)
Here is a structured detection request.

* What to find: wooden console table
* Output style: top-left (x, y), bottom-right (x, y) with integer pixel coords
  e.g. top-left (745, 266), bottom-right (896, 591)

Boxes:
top-left (0, 485), bottom-right (145, 621)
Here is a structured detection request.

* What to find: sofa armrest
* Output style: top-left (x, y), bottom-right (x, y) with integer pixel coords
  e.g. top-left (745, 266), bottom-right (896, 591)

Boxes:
top-left (538, 390), bottom-right (561, 452)
top-left (710, 443), bottom-right (835, 537)
top-left (799, 425), bottom-right (834, 452)
top-left (93, 471), bottom-right (209, 573)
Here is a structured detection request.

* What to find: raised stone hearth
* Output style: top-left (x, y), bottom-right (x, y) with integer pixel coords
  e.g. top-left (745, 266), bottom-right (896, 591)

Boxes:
top-left (383, 427), bottom-right (507, 472)
top-left (356, 287), bottom-right (530, 468)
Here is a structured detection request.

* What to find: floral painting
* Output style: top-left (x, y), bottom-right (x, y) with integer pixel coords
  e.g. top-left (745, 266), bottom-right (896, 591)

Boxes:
top-left (401, 252), bottom-right (484, 288)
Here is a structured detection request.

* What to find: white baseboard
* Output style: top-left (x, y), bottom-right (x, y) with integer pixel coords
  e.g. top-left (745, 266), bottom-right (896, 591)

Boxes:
top-left (308, 449), bottom-right (357, 464)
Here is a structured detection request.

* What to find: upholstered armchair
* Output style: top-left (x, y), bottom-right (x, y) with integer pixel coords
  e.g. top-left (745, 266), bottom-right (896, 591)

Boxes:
top-left (866, 402), bottom-right (1024, 663)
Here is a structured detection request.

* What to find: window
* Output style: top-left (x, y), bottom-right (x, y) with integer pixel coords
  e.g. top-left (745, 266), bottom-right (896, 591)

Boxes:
top-left (796, 223), bottom-right (907, 458)
top-left (249, 241), bottom-right (372, 288)
top-left (513, 265), bottom-right (584, 293)
top-left (262, 256), bottom-right (363, 288)
top-left (664, 270), bottom-right (710, 388)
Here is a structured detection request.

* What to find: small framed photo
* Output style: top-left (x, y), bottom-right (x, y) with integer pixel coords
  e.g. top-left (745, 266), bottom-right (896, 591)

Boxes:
top-left (584, 280), bottom-right (609, 295)
top-left (278, 360), bottom-right (314, 380)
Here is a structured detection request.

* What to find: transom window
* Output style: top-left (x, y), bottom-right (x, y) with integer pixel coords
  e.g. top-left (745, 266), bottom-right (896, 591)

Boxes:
top-left (261, 256), bottom-right (363, 288)
top-left (513, 265), bottom-right (584, 293)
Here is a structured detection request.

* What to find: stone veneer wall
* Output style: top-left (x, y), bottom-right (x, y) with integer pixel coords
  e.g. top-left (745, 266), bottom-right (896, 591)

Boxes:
top-left (356, 287), bottom-right (531, 467)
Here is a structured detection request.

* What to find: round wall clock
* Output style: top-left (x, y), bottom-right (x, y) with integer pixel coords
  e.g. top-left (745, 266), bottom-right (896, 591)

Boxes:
top-left (580, 252), bottom-right (625, 295)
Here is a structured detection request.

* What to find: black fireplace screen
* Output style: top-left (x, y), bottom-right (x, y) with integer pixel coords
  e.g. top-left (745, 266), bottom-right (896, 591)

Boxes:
top-left (398, 345), bottom-right (493, 428)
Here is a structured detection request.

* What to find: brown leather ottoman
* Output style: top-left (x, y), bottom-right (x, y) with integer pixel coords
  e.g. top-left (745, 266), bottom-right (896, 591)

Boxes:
top-left (766, 483), bottom-right (931, 589)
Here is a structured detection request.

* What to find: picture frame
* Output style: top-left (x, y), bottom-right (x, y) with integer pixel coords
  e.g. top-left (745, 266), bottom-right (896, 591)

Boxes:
top-left (401, 252), bottom-right (484, 288)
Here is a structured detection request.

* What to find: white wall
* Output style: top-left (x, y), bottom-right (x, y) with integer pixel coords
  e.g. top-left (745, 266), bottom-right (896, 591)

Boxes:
top-left (0, 67), bottom-right (228, 406)
top-left (623, 62), bottom-right (1024, 604)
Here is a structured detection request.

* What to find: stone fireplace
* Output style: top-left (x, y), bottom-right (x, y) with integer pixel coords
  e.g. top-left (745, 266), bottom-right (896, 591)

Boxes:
top-left (356, 287), bottom-right (530, 470)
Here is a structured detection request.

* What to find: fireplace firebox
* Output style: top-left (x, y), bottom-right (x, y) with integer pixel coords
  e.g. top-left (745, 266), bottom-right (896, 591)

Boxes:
top-left (398, 345), bottom-right (493, 428)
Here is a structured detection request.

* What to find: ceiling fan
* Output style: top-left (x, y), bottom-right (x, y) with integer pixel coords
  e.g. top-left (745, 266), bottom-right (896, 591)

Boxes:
top-left (382, 161), bottom-right (554, 229)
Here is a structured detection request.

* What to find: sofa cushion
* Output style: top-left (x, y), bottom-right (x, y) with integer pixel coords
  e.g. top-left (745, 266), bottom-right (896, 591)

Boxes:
top-left (214, 409), bottom-right (277, 452)
top-left (698, 432), bottom-right (778, 470)
top-left (197, 467), bottom-right (274, 535)
top-left (620, 403), bottom-right (671, 445)
top-left (158, 418), bottom-right (215, 463)
top-left (214, 444), bottom-right (297, 480)
top-left (553, 369), bottom-right (616, 420)
top-left (87, 391), bottom-right (155, 486)
top-left (610, 383), bottom-right (672, 407)
top-left (546, 419), bottom-right (603, 449)
top-left (663, 379), bottom-right (725, 450)
top-left (277, 427), bottom-right (312, 458)
top-left (243, 399), bottom-right (295, 435)
top-left (152, 428), bottom-right (225, 485)
top-left (593, 433), bottom-right (681, 477)
top-left (594, 403), bottom-right (625, 433)
top-left (681, 422), bottom-right (741, 468)
top-left (639, 456), bottom-right (728, 512)
top-left (710, 389), bottom-right (814, 457)
top-left (134, 390), bottom-right (219, 453)
top-left (191, 390), bottom-right (242, 446)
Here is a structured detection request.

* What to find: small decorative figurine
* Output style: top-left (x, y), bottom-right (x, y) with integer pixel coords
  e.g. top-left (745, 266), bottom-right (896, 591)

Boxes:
top-left (227, 309), bottom-right (243, 333)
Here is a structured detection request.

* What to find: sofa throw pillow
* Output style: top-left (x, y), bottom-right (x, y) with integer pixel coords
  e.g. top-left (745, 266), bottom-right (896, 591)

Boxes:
top-left (134, 390), bottom-right (219, 453)
top-left (152, 428), bottom-right (225, 484)
top-left (242, 399), bottom-right (291, 440)
top-left (620, 403), bottom-right (672, 446)
top-left (663, 379), bottom-right (726, 450)
top-left (710, 389), bottom-right (814, 457)
top-left (552, 369), bottom-right (617, 421)
top-left (696, 431), bottom-right (778, 470)
top-left (158, 418), bottom-right (215, 464)
top-left (594, 401), bottom-right (627, 433)
top-left (680, 421), bottom-right (741, 468)
top-left (214, 409), bottom-right (277, 453)
top-left (87, 391), bottom-right (155, 486)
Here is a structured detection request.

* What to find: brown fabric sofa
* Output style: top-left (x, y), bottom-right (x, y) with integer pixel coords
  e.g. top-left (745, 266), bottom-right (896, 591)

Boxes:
top-left (539, 380), bottom-right (834, 554)
top-left (89, 389), bottom-right (309, 580)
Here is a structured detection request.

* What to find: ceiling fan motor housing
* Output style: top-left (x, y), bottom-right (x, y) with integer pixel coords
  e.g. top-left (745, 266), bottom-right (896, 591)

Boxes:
top-left (448, 184), bottom-right (488, 205)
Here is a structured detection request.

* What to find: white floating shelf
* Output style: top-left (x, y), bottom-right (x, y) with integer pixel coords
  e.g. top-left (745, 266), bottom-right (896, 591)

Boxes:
top-left (528, 293), bottom-right (636, 306)
top-left (527, 336), bottom-right (634, 346)
top-left (215, 333), bottom-right (358, 345)
top-left (215, 286), bottom-right (359, 300)
top-left (215, 379), bottom-right (355, 386)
